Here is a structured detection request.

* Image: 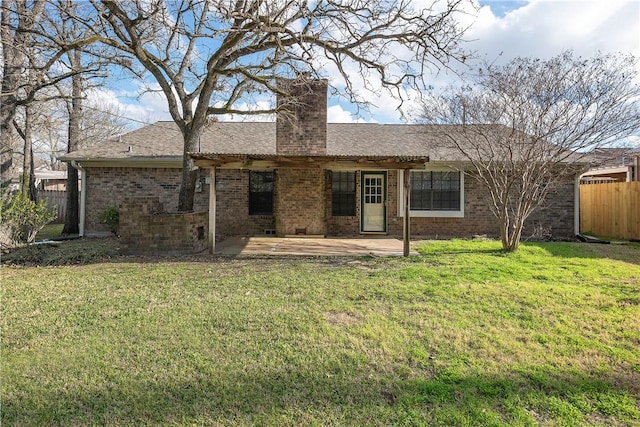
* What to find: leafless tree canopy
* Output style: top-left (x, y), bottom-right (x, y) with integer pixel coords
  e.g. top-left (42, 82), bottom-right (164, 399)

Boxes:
top-left (1, 0), bottom-right (101, 192)
top-left (419, 51), bottom-right (640, 252)
top-left (62, 0), bottom-right (469, 210)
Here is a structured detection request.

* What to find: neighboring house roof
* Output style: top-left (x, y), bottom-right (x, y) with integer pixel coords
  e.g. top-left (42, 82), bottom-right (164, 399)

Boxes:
top-left (17, 168), bottom-right (68, 180)
top-left (60, 121), bottom-right (583, 165)
top-left (35, 170), bottom-right (67, 180)
top-left (580, 147), bottom-right (639, 182)
top-left (584, 147), bottom-right (637, 168)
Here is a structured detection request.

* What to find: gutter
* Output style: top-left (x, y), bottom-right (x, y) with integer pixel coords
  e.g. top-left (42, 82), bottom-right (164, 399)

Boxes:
top-left (58, 156), bottom-right (183, 169)
top-left (71, 161), bottom-right (86, 237)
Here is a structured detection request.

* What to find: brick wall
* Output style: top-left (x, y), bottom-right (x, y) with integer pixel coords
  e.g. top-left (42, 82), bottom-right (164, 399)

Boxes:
top-left (119, 197), bottom-right (208, 254)
top-left (215, 169), bottom-right (275, 238)
top-left (525, 180), bottom-right (576, 238)
top-left (84, 167), bottom-right (209, 235)
top-left (275, 168), bottom-right (325, 236)
top-left (85, 165), bottom-right (575, 244)
top-left (390, 170), bottom-right (575, 239)
top-left (387, 170), bottom-right (499, 238)
top-left (276, 77), bottom-right (328, 156)
top-left (84, 167), bottom-right (275, 239)
top-left (324, 169), bottom-right (576, 239)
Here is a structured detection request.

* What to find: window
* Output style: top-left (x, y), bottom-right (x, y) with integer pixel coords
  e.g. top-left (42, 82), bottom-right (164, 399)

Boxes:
top-left (249, 171), bottom-right (274, 215)
top-left (331, 171), bottom-right (356, 216)
top-left (411, 171), bottom-right (460, 210)
top-left (399, 169), bottom-right (464, 217)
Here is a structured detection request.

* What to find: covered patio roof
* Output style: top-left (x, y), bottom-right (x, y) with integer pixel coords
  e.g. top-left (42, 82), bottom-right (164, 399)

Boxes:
top-left (189, 152), bottom-right (430, 169)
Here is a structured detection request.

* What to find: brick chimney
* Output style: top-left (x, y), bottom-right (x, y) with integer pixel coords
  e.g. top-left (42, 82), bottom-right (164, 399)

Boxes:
top-left (276, 75), bottom-right (328, 156)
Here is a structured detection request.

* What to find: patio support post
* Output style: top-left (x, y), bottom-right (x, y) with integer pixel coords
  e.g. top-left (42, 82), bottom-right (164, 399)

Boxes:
top-left (403, 169), bottom-right (411, 256)
top-left (209, 167), bottom-right (216, 255)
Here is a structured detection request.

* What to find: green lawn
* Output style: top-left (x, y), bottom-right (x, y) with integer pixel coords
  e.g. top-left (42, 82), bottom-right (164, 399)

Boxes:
top-left (2, 239), bottom-right (639, 426)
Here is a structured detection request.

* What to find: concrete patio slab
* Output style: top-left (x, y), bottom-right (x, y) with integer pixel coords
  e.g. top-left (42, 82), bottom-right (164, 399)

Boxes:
top-left (214, 237), bottom-right (418, 257)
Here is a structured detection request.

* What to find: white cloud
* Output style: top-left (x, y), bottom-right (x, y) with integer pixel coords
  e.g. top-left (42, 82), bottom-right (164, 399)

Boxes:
top-left (327, 105), bottom-right (355, 123)
top-left (467, 0), bottom-right (640, 61)
top-left (327, 105), bottom-right (380, 123)
top-left (86, 82), bottom-right (175, 128)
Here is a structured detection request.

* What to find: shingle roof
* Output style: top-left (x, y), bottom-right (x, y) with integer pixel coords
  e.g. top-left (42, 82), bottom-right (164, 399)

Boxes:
top-left (60, 121), bottom-right (474, 163)
top-left (582, 147), bottom-right (638, 167)
top-left (63, 121), bottom-right (273, 160)
top-left (60, 120), bottom-right (580, 164)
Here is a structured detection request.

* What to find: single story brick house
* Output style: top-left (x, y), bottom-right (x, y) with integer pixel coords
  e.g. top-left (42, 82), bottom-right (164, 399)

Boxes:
top-left (61, 79), bottom-right (579, 253)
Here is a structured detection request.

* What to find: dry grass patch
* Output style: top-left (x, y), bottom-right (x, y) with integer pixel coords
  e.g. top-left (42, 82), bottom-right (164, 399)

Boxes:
top-left (325, 311), bottom-right (361, 326)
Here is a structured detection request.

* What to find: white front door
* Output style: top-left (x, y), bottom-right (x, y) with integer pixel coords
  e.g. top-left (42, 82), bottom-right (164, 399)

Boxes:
top-left (361, 172), bottom-right (386, 232)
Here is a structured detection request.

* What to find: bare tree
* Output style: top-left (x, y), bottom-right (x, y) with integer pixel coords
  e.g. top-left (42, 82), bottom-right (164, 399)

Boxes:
top-left (18, 94), bottom-right (128, 172)
top-left (70, 0), bottom-right (469, 211)
top-left (1, 0), bottom-right (46, 189)
top-left (419, 51), bottom-right (640, 252)
top-left (31, 108), bottom-right (67, 170)
top-left (78, 102), bottom-right (130, 147)
top-left (1, 0), bottom-right (98, 192)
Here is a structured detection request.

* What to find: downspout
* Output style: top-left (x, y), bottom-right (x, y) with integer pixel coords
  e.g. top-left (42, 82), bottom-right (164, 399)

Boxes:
top-left (71, 161), bottom-right (86, 237)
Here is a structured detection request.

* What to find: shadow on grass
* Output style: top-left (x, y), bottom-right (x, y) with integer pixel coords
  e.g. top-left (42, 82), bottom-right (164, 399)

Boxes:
top-left (527, 241), bottom-right (640, 265)
top-left (3, 365), bottom-right (638, 425)
top-left (1, 238), bottom-right (378, 268)
top-left (416, 247), bottom-right (504, 256)
top-left (414, 239), bottom-right (504, 257)
top-left (1, 238), bottom-right (121, 266)
top-left (4, 237), bottom-right (639, 267)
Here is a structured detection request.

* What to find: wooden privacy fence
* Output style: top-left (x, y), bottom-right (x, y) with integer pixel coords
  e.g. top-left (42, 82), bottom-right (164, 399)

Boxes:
top-left (37, 190), bottom-right (70, 224)
top-left (580, 182), bottom-right (640, 240)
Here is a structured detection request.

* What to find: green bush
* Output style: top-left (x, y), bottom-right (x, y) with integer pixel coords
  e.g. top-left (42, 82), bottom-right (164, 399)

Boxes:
top-left (0, 192), bottom-right (56, 247)
top-left (98, 206), bottom-right (119, 235)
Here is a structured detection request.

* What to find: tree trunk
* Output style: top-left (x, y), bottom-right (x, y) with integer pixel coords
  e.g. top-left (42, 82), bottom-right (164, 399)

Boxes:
top-left (501, 215), bottom-right (525, 253)
top-left (1, 1), bottom-right (19, 189)
top-left (63, 166), bottom-right (79, 234)
top-left (62, 53), bottom-right (82, 235)
top-left (1, 0), bottom-right (46, 189)
top-left (177, 128), bottom-right (201, 212)
top-left (0, 96), bottom-right (17, 189)
top-left (28, 144), bottom-right (36, 201)
top-left (21, 104), bottom-right (37, 201)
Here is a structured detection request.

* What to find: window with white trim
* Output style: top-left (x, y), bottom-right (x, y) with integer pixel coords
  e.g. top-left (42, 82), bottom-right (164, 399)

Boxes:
top-left (398, 169), bottom-right (464, 218)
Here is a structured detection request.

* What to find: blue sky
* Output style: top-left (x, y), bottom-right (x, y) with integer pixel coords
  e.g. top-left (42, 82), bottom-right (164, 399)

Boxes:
top-left (477, 0), bottom-right (527, 17)
top-left (92, 0), bottom-right (640, 128)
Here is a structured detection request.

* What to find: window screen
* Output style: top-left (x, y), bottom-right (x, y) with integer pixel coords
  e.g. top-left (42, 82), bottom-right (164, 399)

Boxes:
top-left (331, 171), bottom-right (356, 216)
top-left (249, 171), bottom-right (274, 215)
top-left (410, 171), bottom-right (461, 211)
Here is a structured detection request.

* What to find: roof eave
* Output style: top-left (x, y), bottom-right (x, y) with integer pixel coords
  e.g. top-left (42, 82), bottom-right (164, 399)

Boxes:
top-left (59, 156), bottom-right (183, 168)
top-left (189, 153), bottom-right (430, 170)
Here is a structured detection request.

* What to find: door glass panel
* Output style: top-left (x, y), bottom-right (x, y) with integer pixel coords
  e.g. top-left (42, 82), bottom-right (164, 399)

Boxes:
top-left (362, 173), bottom-right (385, 232)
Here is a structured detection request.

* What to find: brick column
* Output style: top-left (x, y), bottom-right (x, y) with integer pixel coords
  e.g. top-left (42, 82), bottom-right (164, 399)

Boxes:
top-left (275, 168), bottom-right (326, 236)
